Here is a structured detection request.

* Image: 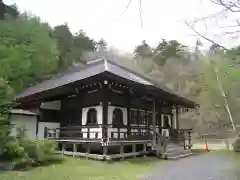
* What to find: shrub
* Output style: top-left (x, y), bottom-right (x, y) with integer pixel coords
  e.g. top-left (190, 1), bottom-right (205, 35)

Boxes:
top-left (0, 126), bottom-right (58, 166)
top-left (233, 138), bottom-right (240, 152)
top-left (2, 139), bottom-right (26, 160)
top-left (21, 140), bottom-right (57, 163)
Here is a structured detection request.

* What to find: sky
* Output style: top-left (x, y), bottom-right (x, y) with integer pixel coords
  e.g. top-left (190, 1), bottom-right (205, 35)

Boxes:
top-left (4, 0), bottom-right (240, 53)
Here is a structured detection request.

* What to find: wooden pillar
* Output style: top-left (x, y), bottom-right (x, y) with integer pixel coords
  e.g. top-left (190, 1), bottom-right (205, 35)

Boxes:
top-left (152, 99), bottom-right (156, 146)
top-left (127, 93), bottom-right (131, 135)
top-left (159, 101), bottom-right (163, 134)
top-left (102, 81), bottom-right (109, 142)
top-left (137, 109), bottom-right (140, 134)
top-left (176, 105), bottom-right (179, 130)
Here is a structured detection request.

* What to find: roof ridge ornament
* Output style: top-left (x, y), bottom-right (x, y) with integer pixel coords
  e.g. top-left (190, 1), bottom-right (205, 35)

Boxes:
top-left (86, 57), bottom-right (105, 65)
top-left (104, 58), bottom-right (109, 71)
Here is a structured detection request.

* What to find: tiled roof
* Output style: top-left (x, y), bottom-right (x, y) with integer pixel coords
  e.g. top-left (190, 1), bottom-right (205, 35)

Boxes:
top-left (16, 57), bottom-right (196, 108)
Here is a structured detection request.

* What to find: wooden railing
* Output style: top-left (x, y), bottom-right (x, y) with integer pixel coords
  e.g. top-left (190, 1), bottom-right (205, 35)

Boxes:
top-left (46, 124), bottom-right (152, 141)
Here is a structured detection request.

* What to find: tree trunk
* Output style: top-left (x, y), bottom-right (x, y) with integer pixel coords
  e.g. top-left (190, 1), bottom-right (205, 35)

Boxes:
top-left (214, 67), bottom-right (237, 134)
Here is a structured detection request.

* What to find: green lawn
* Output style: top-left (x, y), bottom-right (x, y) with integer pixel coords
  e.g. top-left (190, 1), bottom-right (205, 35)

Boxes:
top-left (0, 157), bottom-right (160, 180)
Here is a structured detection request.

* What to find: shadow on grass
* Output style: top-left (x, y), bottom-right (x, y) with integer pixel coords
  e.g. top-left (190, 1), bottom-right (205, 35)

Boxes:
top-left (14, 155), bottom-right (65, 171)
top-left (103, 156), bottom-right (160, 166)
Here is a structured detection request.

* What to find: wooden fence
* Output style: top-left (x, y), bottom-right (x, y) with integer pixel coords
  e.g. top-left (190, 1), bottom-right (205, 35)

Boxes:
top-left (192, 138), bottom-right (237, 150)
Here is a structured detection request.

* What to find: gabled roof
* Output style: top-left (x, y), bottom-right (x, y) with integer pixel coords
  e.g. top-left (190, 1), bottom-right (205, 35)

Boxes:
top-left (16, 57), bottom-right (196, 108)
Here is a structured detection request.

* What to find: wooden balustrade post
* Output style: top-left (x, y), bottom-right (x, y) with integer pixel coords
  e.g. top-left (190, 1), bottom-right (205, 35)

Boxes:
top-left (86, 143), bottom-right (91, 159)
top-left (53, 129), bottom-right (57, 139)
top-left (62, 143), bottom-right (66, 156)
top-left (120, 143), bottom-right (124, 160)
top-left (132, 144), bottom-right (136, 158)
top-left (118, 128), bottom-right (120, 140)
top-left (103, 145), bottom-right (108, 156)
top-left (73, 144), bottom-right (77, 157)
top-left (87, 128), bottom-right (90, 139)
top-left (163, 131), bottom-right (167, 153)
top-left (143, 143), bottom-right (147, 157)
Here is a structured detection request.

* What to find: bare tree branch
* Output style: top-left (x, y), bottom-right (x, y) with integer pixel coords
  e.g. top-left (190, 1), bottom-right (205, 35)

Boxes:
top-left (139, 0), bottom-right (143, 27)
top-left (191, 9), bottom-right (228, 23)
top-left (211, 0), bottom-right (240, 12)
top-left (185, 21), bottom-right (230, 51)
top-left (119, 0), bottom-right (132, 17)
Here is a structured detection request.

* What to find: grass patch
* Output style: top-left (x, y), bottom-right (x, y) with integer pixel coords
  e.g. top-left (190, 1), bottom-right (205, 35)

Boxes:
top-left (0, 157), bottom-right (160, 180)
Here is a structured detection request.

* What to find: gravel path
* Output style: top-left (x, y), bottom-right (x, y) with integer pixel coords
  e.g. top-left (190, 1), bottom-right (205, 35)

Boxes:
top-left (144, 153), bottom-right (240, 180)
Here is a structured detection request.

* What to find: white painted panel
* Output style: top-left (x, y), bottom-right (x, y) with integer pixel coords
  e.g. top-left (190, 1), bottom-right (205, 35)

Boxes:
top-left (40, 100), bottom-right (61, 110)
top-left (38, 122), bottom-right (60, 140)
top-left (10, 115), bottom-right (37, 140)
top-left (82, 108), bottom-right (87, 125)
top-left (108, 106), bottom-right (127, 125)
top-left (107, 127), bottom-right (127, 138)
top-left (82, 106), bottom-right (102, 125)
top-left (108, 106), bottom-right (115, 124)
top-left (82, 127), bottom-right (102, 139)
top-left (131, 129), bottom-right (138, 133)
top-left (97, 106), bottom-right (103, 124)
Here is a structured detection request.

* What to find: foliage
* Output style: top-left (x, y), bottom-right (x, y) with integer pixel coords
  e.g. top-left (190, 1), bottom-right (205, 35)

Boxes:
top-left (153, 39), bottom-right (189, 66)
top-left (0, 78), bottom-right (14, 156)
top-left (134, 40), bottom-right (153, 58)
top-left (134, 39), bottom-right (188, 67)
top-left (52, 24), bottom-right (96, 70)
top-left (0, 15), bottom-right (59, 92)
top-left (197, 55), bottom-right (240, 133)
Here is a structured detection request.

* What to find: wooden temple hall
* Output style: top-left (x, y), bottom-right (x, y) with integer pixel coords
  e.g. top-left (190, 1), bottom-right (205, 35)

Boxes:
top-left (16, 57), bottom-right (196, 160)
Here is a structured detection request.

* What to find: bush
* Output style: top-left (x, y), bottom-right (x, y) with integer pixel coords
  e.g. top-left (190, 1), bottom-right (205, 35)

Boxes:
top-left (1, 136), bottom-right (57, 166)
top-left (21, 140), bottom-right (57, 163)
top-left (233, 138), bottom-right (240, 152)
top-left (2, 139), bottom-right (26, 160)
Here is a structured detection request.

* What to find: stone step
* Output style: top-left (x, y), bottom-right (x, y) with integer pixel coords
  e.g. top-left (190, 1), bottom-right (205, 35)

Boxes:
top-left (163, 150), bottom-right (194, 160)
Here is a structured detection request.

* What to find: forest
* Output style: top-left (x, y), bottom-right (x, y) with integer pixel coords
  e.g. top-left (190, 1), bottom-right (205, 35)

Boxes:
top-left (1, 0), bottom-right (240, 139)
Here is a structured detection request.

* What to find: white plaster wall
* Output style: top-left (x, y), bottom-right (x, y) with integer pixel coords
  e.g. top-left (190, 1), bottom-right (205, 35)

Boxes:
top-left (37, 122), bottom-right (60, 140)
top-left (108, 106), bottom-right (127, 125)
top-left (40, 100), bottom-right (61, 110)
top-left (10, 115), bottom-right (37, 140)
top-left (82, 106), bottom-right (102, 125)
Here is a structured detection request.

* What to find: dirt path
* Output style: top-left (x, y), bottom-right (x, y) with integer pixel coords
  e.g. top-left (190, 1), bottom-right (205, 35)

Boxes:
top-left (144, 153), bottom-right (240, 180)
